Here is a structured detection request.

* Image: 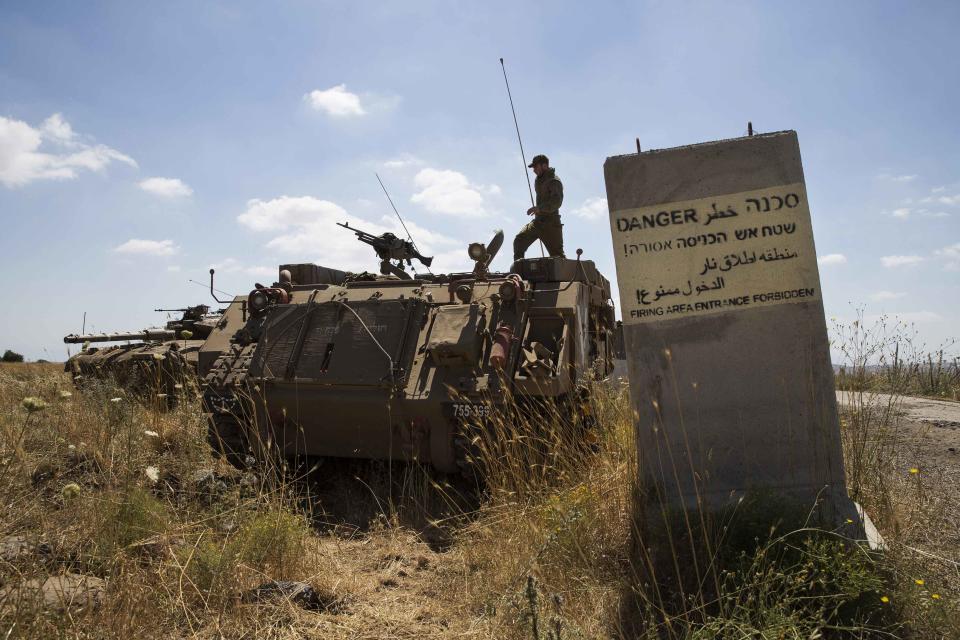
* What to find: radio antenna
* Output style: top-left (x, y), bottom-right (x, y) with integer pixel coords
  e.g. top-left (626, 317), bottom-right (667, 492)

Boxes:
top-left (376, 172), bottom-right (432, 274)
top-left (500, 58), bottom-right (535, 207)
top-left (499, 57), bottom-right (543, 256)
top-left (188, 278), bottom-right (233, 299)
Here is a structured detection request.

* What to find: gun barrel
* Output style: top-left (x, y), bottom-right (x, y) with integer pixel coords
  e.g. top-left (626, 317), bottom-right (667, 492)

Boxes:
top-left (337, 221), bottom-right (377, 241)
top-left (64, 329), bottom-right (177, 344)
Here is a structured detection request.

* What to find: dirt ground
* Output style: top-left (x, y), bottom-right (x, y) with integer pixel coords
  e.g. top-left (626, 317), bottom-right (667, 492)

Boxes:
top-left (836, 390), bottom-right (960, 483)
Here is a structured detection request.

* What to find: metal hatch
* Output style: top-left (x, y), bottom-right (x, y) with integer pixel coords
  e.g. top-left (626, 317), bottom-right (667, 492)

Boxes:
top-left (248, 299), bottom-right (428, 387)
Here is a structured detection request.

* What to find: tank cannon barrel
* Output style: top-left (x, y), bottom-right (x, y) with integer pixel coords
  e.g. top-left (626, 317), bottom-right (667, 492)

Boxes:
top-left (64, 329), bottom-right (177, 344)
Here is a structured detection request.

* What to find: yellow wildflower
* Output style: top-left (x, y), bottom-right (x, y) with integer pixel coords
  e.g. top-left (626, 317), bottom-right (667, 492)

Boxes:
top-left (915, 579), bottom-right (925, 586)
top-left (932, 594), bottom-right (941, 600)
top-left (880, 595), bottom-right (889, 603)
top-left (61, 483), bottom-right (81, 501)
top-left (21, 397), bottom-right (48, 413)
top-left (909, 468), bottom-right (919, 475)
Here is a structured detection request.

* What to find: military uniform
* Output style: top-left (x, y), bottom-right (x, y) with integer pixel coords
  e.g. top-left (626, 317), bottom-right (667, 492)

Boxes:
top-left (513, 166), bottom-right (565, 260)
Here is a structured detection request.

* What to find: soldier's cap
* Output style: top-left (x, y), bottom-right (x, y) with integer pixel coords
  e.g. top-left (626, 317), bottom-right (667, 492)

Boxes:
top-left (528, 154), bottom-right (549, 168)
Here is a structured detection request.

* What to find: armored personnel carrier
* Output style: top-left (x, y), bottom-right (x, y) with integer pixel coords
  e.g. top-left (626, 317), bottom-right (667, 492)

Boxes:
top-left (202, 226), bottom-right (617, 473)
top-left (63, 305), bottom-right (223, 400)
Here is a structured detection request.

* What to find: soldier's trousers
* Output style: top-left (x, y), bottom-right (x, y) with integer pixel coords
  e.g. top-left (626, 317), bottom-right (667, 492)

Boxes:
top-left (513, 214), bottom-right (564, 260)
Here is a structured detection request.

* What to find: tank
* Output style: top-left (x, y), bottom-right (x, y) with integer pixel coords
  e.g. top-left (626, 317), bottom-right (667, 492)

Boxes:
top-left (202, 224), bottom-right (618, 473)
top-left (63, 305), bottom-right (223, 400)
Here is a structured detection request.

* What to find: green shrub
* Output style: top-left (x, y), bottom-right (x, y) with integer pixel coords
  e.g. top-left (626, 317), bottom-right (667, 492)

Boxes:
top-left (2, 349), bottom-right (25, 363)
top-left (183, 508), bottom-right (310, 599)
top-left (95, 488), bottom-right (171, 559)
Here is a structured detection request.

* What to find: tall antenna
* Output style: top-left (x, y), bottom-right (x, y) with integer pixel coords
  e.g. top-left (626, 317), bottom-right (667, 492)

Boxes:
top-left (188, 278), bottom-right (233, 298)
top-left (500, 57), bottom-right (544, 257)
top-left (376, 172), bottom-right (432, 274)
top-left (500, 57), bottom-right (535, 208)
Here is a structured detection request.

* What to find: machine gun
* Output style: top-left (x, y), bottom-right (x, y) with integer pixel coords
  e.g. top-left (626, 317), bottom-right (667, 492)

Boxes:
top-left (155, 304), bottom-right (210, 322)
top-left (337, 221), bottom-right (433, 280)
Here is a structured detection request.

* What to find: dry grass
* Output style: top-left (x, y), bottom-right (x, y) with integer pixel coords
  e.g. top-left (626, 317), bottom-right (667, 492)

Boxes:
top-left (0, 358), bottom-right (958, 638)
top-left (833, 311), bottom-right (959, 401)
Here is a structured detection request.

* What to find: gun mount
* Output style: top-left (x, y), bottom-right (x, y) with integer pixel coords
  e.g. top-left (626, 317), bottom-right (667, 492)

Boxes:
top-left (337, 221), bottom-right (433, 280)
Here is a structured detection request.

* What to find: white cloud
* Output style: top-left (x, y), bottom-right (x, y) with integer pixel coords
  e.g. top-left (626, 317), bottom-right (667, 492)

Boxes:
top-left (238, 196), bottom-right (349, 232)
top-left (902, 205), bottom-right (950, 218)
top-left (305, 85), bottom-right (366, 117)
top-left (113, 239), bottom-right (178, 257)
top-left (209, 257), bottom-right (276, 280)
top-left (880, 255), bottom-right (924, 268)
top-left (934, 242), bottom-right (960, 271)
top-left (817, 253), bottom-right (847, 266)
top-left (868, 291), bottom-right (906, 301)
top-left (410, 168), bottom-right (496, 217)
top-left (0, 113), bottom-right (136, 187)
top-left (862, 311), bottom-right (944, 325)
top-left (934, 242), bottom-right (960, 258)
top-left (936, 194), bottom-right (960, 206)
top-left (237, 195), bottom-right (464, 273)
top-left (876, 173), bottom-right (917, 183)
top-left (931, 186), bottom-right (946, 193)
top-left (383, 153), bottom-right (422, 169)
top-left (40, 113), bottom-right (75, 144)
top-left (572, 197), bottom-right (608, 220)
top-left (166, 265), bottom-right (181, 273)
top-left (210, 257), bottom-right (243, 272)
top-left (246, 265), bottom-right (277, 279)
top-left (890, 311), bottom-right (943, 323)
top-left (139, 176), bottom-right (193, 198)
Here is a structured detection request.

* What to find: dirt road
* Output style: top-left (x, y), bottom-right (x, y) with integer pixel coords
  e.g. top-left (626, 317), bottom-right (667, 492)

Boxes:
top-left (835, 390), bottom-right (960, 473)
top-left (835, 390), bottom-right (960, 427)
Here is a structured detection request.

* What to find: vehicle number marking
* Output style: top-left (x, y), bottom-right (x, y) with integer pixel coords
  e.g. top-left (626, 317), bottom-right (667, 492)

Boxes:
top-left (452, 403), bottom-right (491, 419)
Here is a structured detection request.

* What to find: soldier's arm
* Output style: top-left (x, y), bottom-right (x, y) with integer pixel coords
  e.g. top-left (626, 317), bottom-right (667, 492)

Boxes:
top-left (538, 179), bottom-right (563, 214)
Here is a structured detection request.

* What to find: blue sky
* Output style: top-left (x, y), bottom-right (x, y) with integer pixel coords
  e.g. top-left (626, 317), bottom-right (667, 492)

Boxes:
top-left (1, 1), bottom-right (957, 361)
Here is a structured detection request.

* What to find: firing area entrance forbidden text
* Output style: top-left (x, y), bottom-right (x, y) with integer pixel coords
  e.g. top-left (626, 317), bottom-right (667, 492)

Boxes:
top-left (609, 182), bottom-right (821, 323)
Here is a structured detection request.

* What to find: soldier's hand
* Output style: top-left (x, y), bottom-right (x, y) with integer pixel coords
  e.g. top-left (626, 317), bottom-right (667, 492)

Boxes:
top-left (527, 206), bottom-right (538, 215)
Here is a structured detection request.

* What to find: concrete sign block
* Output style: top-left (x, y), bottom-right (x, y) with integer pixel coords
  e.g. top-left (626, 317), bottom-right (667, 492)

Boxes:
top-left (604, 131), bottom-right (854, 521)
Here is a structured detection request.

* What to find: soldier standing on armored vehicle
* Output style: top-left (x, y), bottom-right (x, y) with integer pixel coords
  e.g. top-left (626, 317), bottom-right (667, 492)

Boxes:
top-left (513, 154), bottom-right (565, 260)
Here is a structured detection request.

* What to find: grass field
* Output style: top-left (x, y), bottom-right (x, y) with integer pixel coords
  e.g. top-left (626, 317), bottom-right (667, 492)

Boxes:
top-left (0, 361), bottom-right (957, 639)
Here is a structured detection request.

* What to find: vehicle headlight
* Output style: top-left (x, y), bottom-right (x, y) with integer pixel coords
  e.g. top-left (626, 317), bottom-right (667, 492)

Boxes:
top-left (248, 289), bottom-right (270, 314)
top-left (468, 242), bottom-right (486, 261)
